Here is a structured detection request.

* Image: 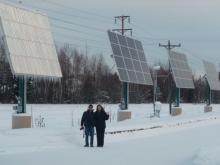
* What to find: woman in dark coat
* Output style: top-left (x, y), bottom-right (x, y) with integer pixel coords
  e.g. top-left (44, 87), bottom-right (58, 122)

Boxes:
top-left (94, 104), bottom-right (109, 147)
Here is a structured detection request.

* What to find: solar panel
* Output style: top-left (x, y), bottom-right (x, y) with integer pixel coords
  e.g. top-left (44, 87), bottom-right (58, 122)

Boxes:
top-left (0, 2), bottom-right (62, 78)
top-left (203, 60), bottom-right (220, 91)
top-left (169, 51), bottom-right (194, 89)
top-left (108, 30), bottom-right (153, 85)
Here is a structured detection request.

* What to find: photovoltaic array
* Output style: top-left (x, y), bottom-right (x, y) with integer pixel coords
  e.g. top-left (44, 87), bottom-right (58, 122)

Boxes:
top-left (0, 2), bottom-right (62, 77)
top-left (107, 30), bottom-right (153, 85)
top-left (169, 50), bottom-right (194, 89)
top-left (203, 60), bottom-right (220, 91)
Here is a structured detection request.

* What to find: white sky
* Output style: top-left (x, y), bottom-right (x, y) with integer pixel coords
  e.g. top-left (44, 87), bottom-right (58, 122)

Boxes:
top-left (2, 0), bottom-right (220, 75)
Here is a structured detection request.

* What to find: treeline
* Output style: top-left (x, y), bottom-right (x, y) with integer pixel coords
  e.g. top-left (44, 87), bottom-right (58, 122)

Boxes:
top-left (0, 45), bottom-right (220, 104)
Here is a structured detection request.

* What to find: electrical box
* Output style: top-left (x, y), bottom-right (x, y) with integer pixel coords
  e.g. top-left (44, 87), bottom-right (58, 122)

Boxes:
top-left (155, 102), bottom-right (162, 117)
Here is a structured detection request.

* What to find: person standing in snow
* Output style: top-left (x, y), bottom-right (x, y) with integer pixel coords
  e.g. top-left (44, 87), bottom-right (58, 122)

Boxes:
top-left (94, 104), bottom-right (109, 147)
top-left (80, 104), bottom-right (95, 147)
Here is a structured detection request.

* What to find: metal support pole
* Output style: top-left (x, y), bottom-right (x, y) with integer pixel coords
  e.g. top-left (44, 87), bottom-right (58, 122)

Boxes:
top-left (153, 69), bottom-right (158, 115)
top-left (169, 62), bottom-right (172, 114)
top-left (176, 88), bottom-right (180, 107)
top-left (122, 82), bottom-right (129, 109)
top-left (18, 76), bottom-right (26, 113)
top-left (207, 86), bottom-right (211, 106)
top-left (153, 71), bottom-right (156, 115)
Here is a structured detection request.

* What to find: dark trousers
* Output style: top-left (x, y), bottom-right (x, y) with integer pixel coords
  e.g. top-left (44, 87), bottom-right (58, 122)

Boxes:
top-left (96, 127), bottom-right (105, 146)
top-left (85, 126), bottom-right (94, 146)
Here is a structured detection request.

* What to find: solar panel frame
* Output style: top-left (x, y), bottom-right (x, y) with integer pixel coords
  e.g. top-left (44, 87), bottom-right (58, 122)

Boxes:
top-left (0, 2), bottom-right (62, 78)
top-left (203, 60), bottom-right (220, 91)
top-left (108, 30), bottom-right (153, 85)
top-left (169, 51), bottom-right (195, 89)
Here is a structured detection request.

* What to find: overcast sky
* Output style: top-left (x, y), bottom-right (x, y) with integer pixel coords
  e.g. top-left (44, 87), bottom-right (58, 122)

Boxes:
top-left (2, 0), bottom-right (220, 75)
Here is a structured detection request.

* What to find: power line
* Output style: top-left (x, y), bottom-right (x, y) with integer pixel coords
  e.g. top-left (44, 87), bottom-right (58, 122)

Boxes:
top-left (36, 0), bottom-right (112, 20)
top-left (26, 2), bottom-right (113, 24)
top-left (8, 0), bottom-right (157, 47)
top-left (49, 16), bottom-right (106, 33)
top-left (131, 23), bottom-right (168, 41)
top-left (54, 37), bottom-right (109, 51)
top-left (51, 23), bottom-right (156, 47)
top-left (39, 0), bottom-right (167, 42)
top-left (11, 0), bottom-right (168, 42)
top-left (180, 47), bottom-right (217, 64)
top-left (51, 24), bottom-right (105, 40)
top-left (52, 30), bottom-right (106, 45)
top-left (55, 40), bottom-right (110, 52)
top-left (7, 0), bottom-right (109, 33)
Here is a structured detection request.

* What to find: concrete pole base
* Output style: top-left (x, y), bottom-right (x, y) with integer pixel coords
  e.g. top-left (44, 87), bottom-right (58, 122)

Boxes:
top-left (117, 111), bottom-right (131, 122)
top-left (204, 105), bottom-right (212, 113)
top-left (12, 113), bottom-right (32, 129)
top-left (171, 107), bottom-right (182, 116)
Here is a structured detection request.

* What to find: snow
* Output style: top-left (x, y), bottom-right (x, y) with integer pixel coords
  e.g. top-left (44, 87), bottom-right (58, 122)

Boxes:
top-left (0, 103), bottom-right (220, 165)
top-left (193, 147), bottom-right (220, 165)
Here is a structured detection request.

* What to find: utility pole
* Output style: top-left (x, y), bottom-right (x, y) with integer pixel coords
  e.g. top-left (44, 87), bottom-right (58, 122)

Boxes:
top-left (113, 15), bottom-right (132, 110)
top-left (159, 40), bottom-right (181, 114)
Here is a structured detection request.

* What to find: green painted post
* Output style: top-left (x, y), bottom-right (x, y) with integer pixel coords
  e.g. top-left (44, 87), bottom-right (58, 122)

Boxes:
top-left (18, 76), bottom-right (27, 113)
top-left (122, 82), bottom-right (128, 110)
top-left (176, 88), bottom-right (180, 107)
top-left (207, 86), bottom-right (211, 106)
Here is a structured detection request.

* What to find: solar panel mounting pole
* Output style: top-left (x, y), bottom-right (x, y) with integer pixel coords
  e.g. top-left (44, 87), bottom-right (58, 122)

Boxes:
top-left (208, 86), bottom-right (212, 105)
top-left (159, 40), bottom-right (181, 114)
top-left (113, 15), bottom-right (132, 110)
top-left (18, 76), bottom-right (27, 113)
top-left (205, 79), bottom-right (212, 105)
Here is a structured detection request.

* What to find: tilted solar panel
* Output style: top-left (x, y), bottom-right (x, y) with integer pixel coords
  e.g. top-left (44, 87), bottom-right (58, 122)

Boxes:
top-left (108, 30), bottom-right (153, 85)
top-left (169, 51), bottom-right (194, 89)
top-left (0, 2), bottom-right (62, 78)
top-left (203, 60), bottom-right (220, 91)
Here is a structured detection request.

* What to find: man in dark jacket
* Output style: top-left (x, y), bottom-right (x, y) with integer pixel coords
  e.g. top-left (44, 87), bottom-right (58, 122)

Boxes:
top-left (94, 104), bottom-right (109, 147)
top-left (81, 104), bottom-right (95, 147)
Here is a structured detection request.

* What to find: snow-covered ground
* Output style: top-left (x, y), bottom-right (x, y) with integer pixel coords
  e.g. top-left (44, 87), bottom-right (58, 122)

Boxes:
top-left (0, 103), bottom-right (220, 165)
